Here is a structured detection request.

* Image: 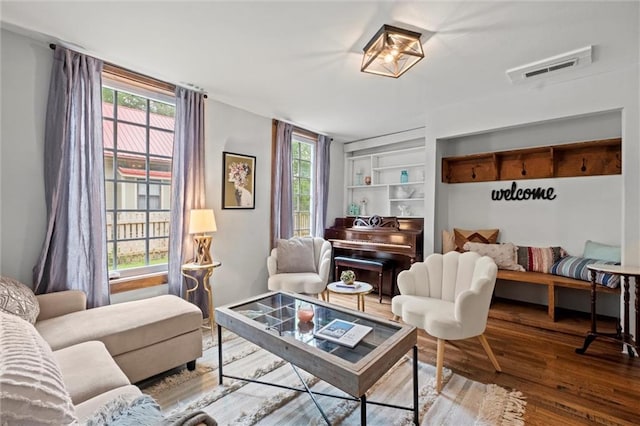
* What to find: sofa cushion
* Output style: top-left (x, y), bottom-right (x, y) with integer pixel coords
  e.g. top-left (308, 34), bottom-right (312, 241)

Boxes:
top-left (36, 295), bottom-right (202, 355)
top-left (0, 275), bottom-right (40, 324)
top-left (442, 230), bottom-right (456, 253)
top-left (54, 341), bottom-right (130, 405)
top-left (75, 385), bottom-right (142, 424)
top-left (268, 272), bottom-right (324, 295)
top-left (0, 311), bottom-right (76, 425)
top-left (550, 256), bottom-right (621, 288)
top-left (517, 246), bottom-right (566, 273)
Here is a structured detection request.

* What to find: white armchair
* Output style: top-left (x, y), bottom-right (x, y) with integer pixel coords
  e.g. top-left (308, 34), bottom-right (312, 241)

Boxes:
top-left (267, 237), bottom-right (332, 298)
top-left (391, 251), bottom-right (501, 393)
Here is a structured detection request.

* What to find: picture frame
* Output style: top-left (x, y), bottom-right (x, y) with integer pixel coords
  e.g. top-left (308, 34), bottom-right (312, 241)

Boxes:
top-left (222, 151), bottom-right (256, 209)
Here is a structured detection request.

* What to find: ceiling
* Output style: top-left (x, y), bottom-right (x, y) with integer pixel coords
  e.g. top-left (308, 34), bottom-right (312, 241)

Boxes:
top-left (1, 1), bottom-right (637, 142)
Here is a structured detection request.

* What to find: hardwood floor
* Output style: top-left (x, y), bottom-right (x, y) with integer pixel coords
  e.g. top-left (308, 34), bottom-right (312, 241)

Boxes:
top-left (329, 293), bottom-right (640, 426)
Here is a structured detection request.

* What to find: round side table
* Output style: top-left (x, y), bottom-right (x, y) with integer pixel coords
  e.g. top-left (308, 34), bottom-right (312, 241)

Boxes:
top-left (326, 281), bottom-right (373, 312)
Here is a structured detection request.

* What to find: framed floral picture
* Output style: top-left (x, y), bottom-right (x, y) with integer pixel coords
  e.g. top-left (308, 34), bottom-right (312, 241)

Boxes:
top-left (222, 152), bottom-right (256, 209)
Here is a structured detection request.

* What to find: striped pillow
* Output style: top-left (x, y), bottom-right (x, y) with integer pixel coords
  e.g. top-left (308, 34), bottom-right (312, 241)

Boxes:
top-left (550, 256), bottom-right (620, 288)
top-left (517, 246), bottom-right (566, 273)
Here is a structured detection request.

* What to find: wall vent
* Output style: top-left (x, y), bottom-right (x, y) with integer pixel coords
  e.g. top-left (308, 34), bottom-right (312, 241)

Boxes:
top-left (506, 46), bottom-right (592, 84)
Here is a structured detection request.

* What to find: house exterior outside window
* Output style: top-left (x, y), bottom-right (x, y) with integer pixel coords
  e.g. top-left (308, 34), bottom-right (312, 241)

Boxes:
top-left (292, 134), bottom-right (314, 237)
top-left (102, 86), bottom-right (174, 275)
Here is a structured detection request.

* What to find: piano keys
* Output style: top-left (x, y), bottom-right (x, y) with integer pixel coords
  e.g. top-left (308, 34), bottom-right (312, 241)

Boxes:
top-left (325, 215), bottom-right (424, 298)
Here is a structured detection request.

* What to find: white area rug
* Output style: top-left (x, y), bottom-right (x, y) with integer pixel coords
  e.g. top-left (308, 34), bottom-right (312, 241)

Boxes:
top-left (141, 331), bottom-right (525, 425)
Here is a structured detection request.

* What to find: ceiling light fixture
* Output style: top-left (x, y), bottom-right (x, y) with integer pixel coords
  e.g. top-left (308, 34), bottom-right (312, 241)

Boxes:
top-left (361, 25), bottom-right (424, 78)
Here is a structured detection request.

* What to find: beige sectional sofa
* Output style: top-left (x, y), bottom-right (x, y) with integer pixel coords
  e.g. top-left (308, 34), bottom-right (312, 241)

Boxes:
top-left (0, 282), bottom-right (204, 425)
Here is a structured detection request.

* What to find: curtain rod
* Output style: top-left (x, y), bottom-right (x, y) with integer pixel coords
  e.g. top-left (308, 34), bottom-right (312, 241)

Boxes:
top-left (272, 118), bottom-right (332, 140)
top-left (49, 43), bottom-right (207, 99)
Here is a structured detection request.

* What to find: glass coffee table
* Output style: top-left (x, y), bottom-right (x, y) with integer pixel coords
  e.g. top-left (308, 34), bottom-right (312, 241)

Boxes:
top-left (215, 291), bottom-right (418, 425)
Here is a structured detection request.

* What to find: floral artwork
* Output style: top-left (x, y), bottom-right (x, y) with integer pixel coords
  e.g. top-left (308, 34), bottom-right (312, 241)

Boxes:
top-left (222, 152), bottom-right (256, 209)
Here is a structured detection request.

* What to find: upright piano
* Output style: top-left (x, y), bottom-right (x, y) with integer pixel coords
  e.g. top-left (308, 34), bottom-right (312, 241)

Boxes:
top-left (324, 215), bottom-right (424, 297)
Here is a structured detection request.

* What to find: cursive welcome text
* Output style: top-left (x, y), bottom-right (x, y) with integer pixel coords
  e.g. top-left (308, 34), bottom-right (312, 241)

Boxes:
top-left (491, 181), bottom-right (556, 201)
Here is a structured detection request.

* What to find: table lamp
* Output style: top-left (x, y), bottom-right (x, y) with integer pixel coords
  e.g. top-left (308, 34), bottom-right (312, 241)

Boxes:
top-left (189, 209), bottom-right (217, 265)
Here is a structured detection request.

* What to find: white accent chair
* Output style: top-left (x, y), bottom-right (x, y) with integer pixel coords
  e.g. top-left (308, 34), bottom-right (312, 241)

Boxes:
top-left (391, 251), bottom-right (501, 393)
top-left (267, 237), bottom-right (332, 298)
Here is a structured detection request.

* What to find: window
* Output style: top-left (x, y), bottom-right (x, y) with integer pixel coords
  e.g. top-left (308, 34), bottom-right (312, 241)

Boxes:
top-left (292, 134), bottom-right (314, 237)
top-left (102, 86), bottom-right (175, 275)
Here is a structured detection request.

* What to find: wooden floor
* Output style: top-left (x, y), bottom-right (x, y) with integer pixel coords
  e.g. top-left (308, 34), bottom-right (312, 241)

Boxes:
top-left (329, 293), bottom-right (640, 426)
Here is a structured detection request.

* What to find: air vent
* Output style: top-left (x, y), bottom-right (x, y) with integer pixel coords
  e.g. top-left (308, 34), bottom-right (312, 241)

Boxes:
top-left (506, 46), bottom-right (592, 84)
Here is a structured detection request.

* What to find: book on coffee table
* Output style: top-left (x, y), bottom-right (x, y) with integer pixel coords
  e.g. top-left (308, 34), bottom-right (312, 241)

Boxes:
top-left (314, 319), bottom-right (372, 348)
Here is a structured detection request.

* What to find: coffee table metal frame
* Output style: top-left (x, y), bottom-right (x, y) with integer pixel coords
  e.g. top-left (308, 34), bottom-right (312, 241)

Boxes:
top-left (216, 291), bottom-right (418, 425)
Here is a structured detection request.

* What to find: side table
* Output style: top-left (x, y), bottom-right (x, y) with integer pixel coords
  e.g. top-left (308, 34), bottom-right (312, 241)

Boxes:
top-left (326, 281), bottom-right (373, 311)
top-left (576, 264), bottom-right (640, 357)
top-left (181, 261), bottom-right (222, 336)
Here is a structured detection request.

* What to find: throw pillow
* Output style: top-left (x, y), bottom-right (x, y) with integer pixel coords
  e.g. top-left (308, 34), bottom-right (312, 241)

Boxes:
top-left (463, 242), bottom-right (524, 271)
top-left (276, 237), bottom-right (317, 273)
top-left (550, 256), bottom-right (621, 288)
top-left (517, 246), bottom-right (566, 273)
top-left (0, 311), bottom-right (77, 425)
top-left (453, 228), bottom-right (499, 252)
top-left (442, 230), bottom-right (456, 253)
top-left (0, 275), bottom-right (40, 324)
top-left (583, 240), bottom-right (621, 263)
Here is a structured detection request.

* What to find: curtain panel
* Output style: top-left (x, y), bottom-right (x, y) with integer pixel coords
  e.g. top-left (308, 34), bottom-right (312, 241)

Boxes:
top-left (270, 121), bottom-right (294, 248)
top-left (313, 134), bottom-right (332, 237)
top-left (33, 46), bottom-right (108, 308)
top-left (168, 87), bottom-right (207, 314)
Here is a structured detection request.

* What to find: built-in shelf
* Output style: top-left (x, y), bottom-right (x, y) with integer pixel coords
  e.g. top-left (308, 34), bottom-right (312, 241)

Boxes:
top-left (442, 138), bottom-right (621, 184)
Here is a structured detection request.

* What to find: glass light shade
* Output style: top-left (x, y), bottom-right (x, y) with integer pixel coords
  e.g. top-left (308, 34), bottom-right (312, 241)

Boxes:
top-left (361, 25), bottom-right (424, 78)
top-left (189, 209), bottom-right (217, 234)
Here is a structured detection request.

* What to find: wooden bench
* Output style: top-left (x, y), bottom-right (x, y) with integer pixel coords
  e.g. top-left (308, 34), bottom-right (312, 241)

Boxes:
top-left (334, 256), bottom-right (394, 303)
top-left (496, 270), bottom-right (620, 321)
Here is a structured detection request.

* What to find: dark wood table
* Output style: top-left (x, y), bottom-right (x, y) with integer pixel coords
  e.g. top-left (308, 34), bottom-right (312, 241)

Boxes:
top-left (576, 264), bottom-right (640, 357)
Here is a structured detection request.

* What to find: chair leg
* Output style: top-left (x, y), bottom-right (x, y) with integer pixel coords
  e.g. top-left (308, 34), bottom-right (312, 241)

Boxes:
top-left (436, 338), bottom-right (445, 393)
top-left (392, 315), bottom-right (400, 321)
top-left (319, 291), bottom-right (326, 301)
top-left (478, 334), bottom-right (502, 372)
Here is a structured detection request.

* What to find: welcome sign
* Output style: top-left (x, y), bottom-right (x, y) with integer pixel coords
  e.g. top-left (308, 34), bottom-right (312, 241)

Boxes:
top-left (491, 181), bottom-right (556, 201)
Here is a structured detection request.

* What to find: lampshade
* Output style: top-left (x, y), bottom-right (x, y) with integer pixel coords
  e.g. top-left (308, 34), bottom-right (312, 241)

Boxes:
top-left (189, 209), bottom-right (217, 234)
top-left (361, 25), bottom-right (424, 78)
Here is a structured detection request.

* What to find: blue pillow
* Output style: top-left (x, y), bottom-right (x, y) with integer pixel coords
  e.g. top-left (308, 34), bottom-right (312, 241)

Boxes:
top-left (583, 240), bottom-right (621, 263)
top-left (550, 256), bottom-right (620, 288)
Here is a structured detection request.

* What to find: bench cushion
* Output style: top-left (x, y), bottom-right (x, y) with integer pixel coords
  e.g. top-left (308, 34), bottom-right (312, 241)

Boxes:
top-left (36, 295), bottom-right (202, 355)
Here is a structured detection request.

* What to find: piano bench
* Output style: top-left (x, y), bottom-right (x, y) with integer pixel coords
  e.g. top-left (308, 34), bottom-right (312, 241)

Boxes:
top-left (334, 256), bottom-right (395, 303)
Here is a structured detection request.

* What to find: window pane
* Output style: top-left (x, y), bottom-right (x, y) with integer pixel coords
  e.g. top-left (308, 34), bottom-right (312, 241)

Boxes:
top-left (103, 119), bottom-right (114, 150)
top-left (149, 101), bottom-right (175, 130)
top-left (292, 159), bottom-right (300, 176)
top-left (116, 211), bottom-right (146, 240)
top-left (300, 195), bottom-right (311, 211)
top-left (102, 88), bottom-right (114, 118)
top-left (105, 212), bottom-right (114, 241)
top-left (116, 157), bottom-right (147, 181)
top-left (149, 129), bottom-right (173, 157)
top-left (104, 153), bottom-right (115, 180)
top-left (117, 92), bottom-right (147, 124)
top-left (116, 239), bottom-right (146, 270)
top-left (107, 242), bottom-right (115, 270)
top-left (300, 178), bottom-right (311, 196)
top-left (300, 161), bottom-right (311, 178)
top-left (117, 122), bottom-right (147, 154)
top-left (150, 157), bottom-right (172, 182)
top-left (150, 212), bottom-right (170, 237)
top-left (149, 237), bottom-right (169, 265)
top-left (301, 143), bottom-right (312, 161)
top-left (116, 182), bottom-right (144, 210)
top-left (105, 181), bottom-right (115, 210)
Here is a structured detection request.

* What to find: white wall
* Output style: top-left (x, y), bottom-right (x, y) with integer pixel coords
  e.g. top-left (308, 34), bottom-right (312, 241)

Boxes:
top-left (0, 29), bottom-right (51, 284)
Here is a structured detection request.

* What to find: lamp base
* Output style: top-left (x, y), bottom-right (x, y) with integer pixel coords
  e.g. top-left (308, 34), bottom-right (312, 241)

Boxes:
top-left (193, 235), bottom-right (213, 265)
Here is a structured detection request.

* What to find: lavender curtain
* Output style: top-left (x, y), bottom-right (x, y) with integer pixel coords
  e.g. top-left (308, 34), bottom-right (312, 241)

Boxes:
top-left (168, 88), bottom-right (207, 314)
top-left (271, 121), bottom-right (294, 247)
top-left (33, 46), bottom-right (108, 308)
top-left (313, 135), bottom-right (332, 237)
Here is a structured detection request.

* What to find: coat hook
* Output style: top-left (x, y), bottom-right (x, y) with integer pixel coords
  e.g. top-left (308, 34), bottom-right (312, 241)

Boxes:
top-left (471, 167), bottom-right (476, 179)
top-left (521, 162), bottom-right (527, 176)
top-left (581, 158), bottom-right (587, 172)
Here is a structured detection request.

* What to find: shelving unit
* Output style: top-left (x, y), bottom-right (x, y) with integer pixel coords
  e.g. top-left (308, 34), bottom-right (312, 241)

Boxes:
top-left (345, 145), bottom-right (426, 217)
top-left (442, 138), bottom-right (621, 184)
